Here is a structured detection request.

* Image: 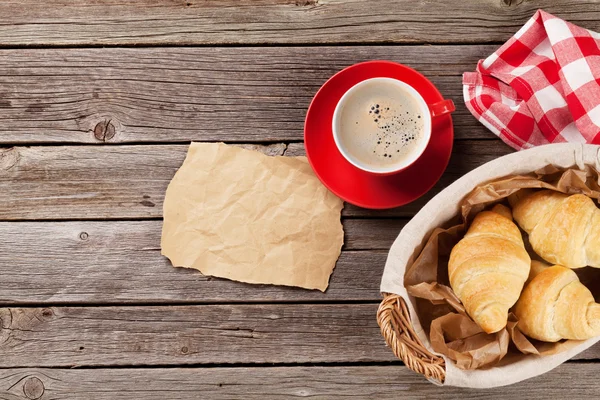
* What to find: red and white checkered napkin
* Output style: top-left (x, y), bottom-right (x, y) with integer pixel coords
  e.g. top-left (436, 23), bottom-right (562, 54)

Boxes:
top-left (463, 10), bottom-right (600, 150)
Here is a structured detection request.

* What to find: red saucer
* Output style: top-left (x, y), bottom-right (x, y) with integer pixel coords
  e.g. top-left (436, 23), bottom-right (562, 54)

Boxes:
top-left (304, 60), bottom-right (453, 209)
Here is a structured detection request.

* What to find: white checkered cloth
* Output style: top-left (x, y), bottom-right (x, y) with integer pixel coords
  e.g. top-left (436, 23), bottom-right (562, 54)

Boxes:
top-left (463, 9), bottom-right (600, 150)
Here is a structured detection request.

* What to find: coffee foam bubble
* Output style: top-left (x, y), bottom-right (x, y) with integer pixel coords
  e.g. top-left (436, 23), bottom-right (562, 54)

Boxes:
top-left (337, 81), bottom-right (425, 169)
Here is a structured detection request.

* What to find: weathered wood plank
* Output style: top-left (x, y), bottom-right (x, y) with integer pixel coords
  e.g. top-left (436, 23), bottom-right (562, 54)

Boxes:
top-left (344, 219), bottom-right (406, 249)
top-left (1, 363), bottom-right (599, 400)
top-left (0, 304), bottom-right (598, 367)
top-left (0, 140), bottom-right (512, 220)
top-left (0, 144), bottom-right (277, 220)
top-left (0, 45), bottom-right (497, 144)
top-left (0, 304), bottom-right (394, 366)
top-left (0, 1), bottom-right (597, 45)
top-left (0, 219), bottom-right (399, 304)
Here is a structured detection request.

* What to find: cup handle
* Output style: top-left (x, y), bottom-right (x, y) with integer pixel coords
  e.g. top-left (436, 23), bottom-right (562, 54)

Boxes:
top-left (429, 99), bottom-right (455, 118)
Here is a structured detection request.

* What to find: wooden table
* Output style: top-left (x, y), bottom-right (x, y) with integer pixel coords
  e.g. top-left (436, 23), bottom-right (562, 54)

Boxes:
top-left (0, 1), bottom-right (599, 398)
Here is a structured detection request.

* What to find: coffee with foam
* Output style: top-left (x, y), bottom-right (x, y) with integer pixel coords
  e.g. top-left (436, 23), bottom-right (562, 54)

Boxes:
top-left (334, 79), bottom-right (427, 171)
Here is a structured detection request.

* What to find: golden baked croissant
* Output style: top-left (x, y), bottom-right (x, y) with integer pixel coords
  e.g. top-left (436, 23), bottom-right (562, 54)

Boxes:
top-left (510, 190), bottom-right (600, 269)
top-left (514, 265), bottom-right (600, 342)
top-left (448, 204), bottom-right (531, 334)
top-left (526, 260), bottom-right (549, 284)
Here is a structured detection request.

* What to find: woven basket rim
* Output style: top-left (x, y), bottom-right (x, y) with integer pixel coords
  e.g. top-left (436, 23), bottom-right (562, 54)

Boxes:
top-left (377, 293), bottom-right (446, 383)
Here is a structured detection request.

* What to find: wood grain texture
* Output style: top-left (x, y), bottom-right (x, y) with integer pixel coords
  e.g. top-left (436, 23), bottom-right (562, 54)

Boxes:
top-left (0, 144), bottom-right (276, 220)
top-left (0, 304), bottom-right (395, 367)
top-left (0, 305), bottom-right (598, 368)
top-left (0, 219), bottom-right (399, 304)
top-left (0, 45), bottom-right (496, 144)
top-left (0, 140), bottom-right (512, 220)
top-left (1, 363), bottom-right (599, 399)
top-left (0, 1), bottom-right (597, 45)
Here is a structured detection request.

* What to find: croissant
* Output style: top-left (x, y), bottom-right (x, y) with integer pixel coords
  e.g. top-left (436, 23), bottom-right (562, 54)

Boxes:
top-left (448, 204), bottom-right (531, 334)
top-left (514, 265), bottom-right (600, 342)
top-left (526, 260), bottom-right (549, 284)
top-left (510, 190), bottom-right (600, 269)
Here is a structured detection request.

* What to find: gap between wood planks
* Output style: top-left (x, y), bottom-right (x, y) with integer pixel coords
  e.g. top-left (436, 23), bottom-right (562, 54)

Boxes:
top-left (0, 136), bottom-right (502, 148)
top-left (0, 361), bottom-right (406, 370)
top-left (0, 42), bottom-right (509, 50)
top-left (0, 299), bottom-right (384, 308)
top-left (0, 359), bottom-right (596, 370)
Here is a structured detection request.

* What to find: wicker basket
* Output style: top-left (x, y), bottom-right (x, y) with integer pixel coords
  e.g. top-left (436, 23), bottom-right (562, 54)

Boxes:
top-left (377, 293), bottom-right (445, 382)
top-left (375, 144), bottom-right (600, 387)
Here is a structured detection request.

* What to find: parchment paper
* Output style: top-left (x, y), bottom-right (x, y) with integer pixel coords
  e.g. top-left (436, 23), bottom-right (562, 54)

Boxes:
top-left (403, 162), bottom-right (600, 370)
top-left (380, 144), bottom-right (600, 388)
top-left (161, 142), bottom-right (344, 291)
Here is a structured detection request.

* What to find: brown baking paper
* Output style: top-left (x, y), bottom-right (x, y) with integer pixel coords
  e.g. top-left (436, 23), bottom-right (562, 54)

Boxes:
top-left (380, 144), bottom-right (600, 387)
top-left (404, 162), bottom-right (600, 370)
top-left (161, 142), bottom-right (344, 291)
